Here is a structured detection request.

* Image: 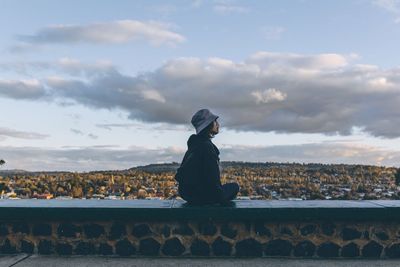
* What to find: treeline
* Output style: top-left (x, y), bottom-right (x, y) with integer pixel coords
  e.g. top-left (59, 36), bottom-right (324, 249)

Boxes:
top-left (0, 162), bottom-right (399, 200)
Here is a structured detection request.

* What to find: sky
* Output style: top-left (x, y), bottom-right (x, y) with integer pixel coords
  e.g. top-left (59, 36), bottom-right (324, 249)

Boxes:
top-left (1, 0), bottom-right (400, 171)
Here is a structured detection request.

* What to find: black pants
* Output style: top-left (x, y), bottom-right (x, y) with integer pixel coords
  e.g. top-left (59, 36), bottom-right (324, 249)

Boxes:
top-left (221, 182), bottom-right (240, 201)
top-left (179, 182), bottom-right (240, 205)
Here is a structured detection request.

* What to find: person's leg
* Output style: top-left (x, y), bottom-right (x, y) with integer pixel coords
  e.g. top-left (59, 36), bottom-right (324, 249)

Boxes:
top-left (179, 185), bottom-right (219, 205)
top-left (221, 182), bottom-right (240, 201)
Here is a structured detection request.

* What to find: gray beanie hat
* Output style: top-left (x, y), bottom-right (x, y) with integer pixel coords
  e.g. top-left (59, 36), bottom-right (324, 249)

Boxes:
top-left (191, 109), bottom-right (219, 134)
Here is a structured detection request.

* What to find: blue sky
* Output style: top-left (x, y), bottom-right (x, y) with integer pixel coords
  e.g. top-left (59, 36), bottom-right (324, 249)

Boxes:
top-left (1, 0), bottom-right (400, 171)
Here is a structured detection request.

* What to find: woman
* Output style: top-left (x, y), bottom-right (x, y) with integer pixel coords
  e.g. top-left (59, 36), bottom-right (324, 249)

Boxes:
top-left (175, 109), bottom-right (240, 205)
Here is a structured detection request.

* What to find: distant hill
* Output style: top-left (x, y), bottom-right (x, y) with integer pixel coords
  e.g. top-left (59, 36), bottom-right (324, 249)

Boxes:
top-left (0, 169), bottom-right (77, 177)
top-left (130, 162), bottom-right (180, 173)
top-left (128, 161), bottom-right (386, 174)
top-left (0, 161), bottom-right (392, 176)
top-left (0, 169), bottom-right (30, 175)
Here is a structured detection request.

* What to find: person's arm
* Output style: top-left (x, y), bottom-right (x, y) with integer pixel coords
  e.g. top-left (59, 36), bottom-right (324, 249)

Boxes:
top-left (201, 144), bottom-right (225, 202)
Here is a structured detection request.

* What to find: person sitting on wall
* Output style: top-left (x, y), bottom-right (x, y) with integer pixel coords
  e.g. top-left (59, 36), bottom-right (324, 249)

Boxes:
top-left (175, 108), bottom-right (240, 205)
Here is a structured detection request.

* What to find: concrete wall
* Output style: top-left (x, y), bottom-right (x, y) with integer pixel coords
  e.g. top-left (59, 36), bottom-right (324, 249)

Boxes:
top-left (2, 199), bottom-right (400, 258)
top-left (2, 220), bottom-right (400, 257)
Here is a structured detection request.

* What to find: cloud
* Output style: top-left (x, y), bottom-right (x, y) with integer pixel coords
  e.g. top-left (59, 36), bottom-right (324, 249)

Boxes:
top-left (1, 142), bottom-right (399, 171)
top-left (213, 0), bottom-right (250, 14)
top-left (2, 52), bottom-right (400, 138)
top-left (0, 128), bottom-right (49, 140)
top-left (0, 145), bottom-right (185, 171)
top-left (251, 88), bottom-right (287, 104)
top-left (70, 128), bottom-right (99, 139)
top-left (192, 0), bottom-right (203, 8)
top-left (70, 129), bottom-right (84, 135)
top-left (96, 123), bottom-right (191, 132)
top-left (87, 133), bottom-right (98, 139)
top-left (148, 4), bottom-right (178, 16)
top-left (140, 89), bottom-right (166, 103)
top-left (220, 142), bottom-right (400, 167)
top-left (247, 51), bottom-right (351, 70)
top-left (0, 58), bottom-right (117, 79)
top-left (0, 79), bottom-right (47, 99)
top-left (13, 20), bottom-right (186, 49)
top-left (373, 0), bottom-right (400, 22)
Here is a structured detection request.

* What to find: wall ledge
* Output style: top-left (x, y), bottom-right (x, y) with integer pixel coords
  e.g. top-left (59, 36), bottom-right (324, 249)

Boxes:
top-left (1, 199), bottom-right (400, 221)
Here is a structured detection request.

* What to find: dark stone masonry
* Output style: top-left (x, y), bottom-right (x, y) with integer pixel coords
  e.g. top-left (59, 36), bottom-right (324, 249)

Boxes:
top-left (2, 199), bottom-right (400, 258)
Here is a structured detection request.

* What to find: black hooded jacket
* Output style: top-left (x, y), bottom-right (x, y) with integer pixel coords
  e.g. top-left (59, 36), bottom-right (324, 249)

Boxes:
top-left (175, 134), bottom-right (224, 204)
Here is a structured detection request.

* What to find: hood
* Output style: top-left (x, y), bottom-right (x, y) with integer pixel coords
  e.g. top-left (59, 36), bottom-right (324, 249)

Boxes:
top-left (187, 134), bottom-right (220, 155)
top-left (187, 134), bottom-right (208, 150)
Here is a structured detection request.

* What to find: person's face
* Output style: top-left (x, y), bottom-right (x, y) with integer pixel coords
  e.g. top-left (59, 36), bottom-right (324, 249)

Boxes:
top-left (210, 119), bottom-right (219, 135)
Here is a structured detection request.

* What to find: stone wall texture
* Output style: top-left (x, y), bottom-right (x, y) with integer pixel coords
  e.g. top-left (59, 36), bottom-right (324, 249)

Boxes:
top-left (2, 220), bottom-right (400, 258)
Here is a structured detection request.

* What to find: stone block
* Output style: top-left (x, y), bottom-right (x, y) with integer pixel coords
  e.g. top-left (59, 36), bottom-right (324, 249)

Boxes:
top-left (74, 241), bottom-right (96, 255)
top-left (254, 222), bottom-right (271, 237)
top-left (361, 241), bottom-right (383, 258)
top-left (386, 243), bottom-right (400, 258)
top-left (212, 237), bottom-right (232, 256)
top-left (32, 223), bottom-right (52, 236)
top-left (132, 224), bottom-right (152, 238)
top-left (300, 225), bottom-right (316, 236)
top-left (1, 238), bottom-right (17, 254)
top-left (116, 238), bottom-right (136, 256)
top-left (341, 242), bottom-right (359, 257)
top-left (83, 223), bottom-right (105, 239)
top-left (161, 225), bottom-right (170, 238)
top-left (294, 241), bottom-right (315, 257)
top-left (57, 223), bottom-right (81, 238)
top-left (38, 239), bottom-right (53, 255)
top-left (198, 221), bottom-right (217, 236)
top-left (172, 223), bottom-right (194, 236)
top-left (221, 223), bottom-right (237, 239)
top-left (190, 239), bottom-right (210, 256)
top-left (280, 227), bottom-right (293, 236)
top-left (109, 223), bottom-right (126, 240)
top-left (342, 227), bottom-right (362, 241)
top-left (375, 231), bottom-right (389, 241)
top-left (316, 242), bottom-right (340, 258)
top-left (162, 237), bottom-right (185, 256)
top-left (139, 238), bottom-right (161, 256)
top-left (235, 238), bottom-right (263, 257)
top-left (264, 239), bottom-right (293, 256)
top-left (98, 243), bottom-right (113, 255)
top-left (20, 239), bottom-right (34, 254)
top-left (12, 222), bottom-right (30, 234)
top-left (55, 243), bottom-right (73, 255)
top-left (0, 224), bottom-right (8, 236)
top-left (321, 222), bottom-right (335, 236)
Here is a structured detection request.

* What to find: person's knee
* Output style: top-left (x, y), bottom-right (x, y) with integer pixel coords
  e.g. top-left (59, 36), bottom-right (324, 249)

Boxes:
top-left (233, 182), bottom-right (240, 193)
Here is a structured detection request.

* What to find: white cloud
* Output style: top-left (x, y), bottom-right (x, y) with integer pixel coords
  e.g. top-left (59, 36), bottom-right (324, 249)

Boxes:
top-left (13, 20), bottom-right (186, 49)
top-left (0, 128), bottom-right (49, 140)
top-left (141, 89), bottom-right (166, 103)
top-left (251, 88), bottom-right (287, 104)
top-left (2, 52), bottom-right (400, 138)
top-left (247, 51), bottom-right (350, 70)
